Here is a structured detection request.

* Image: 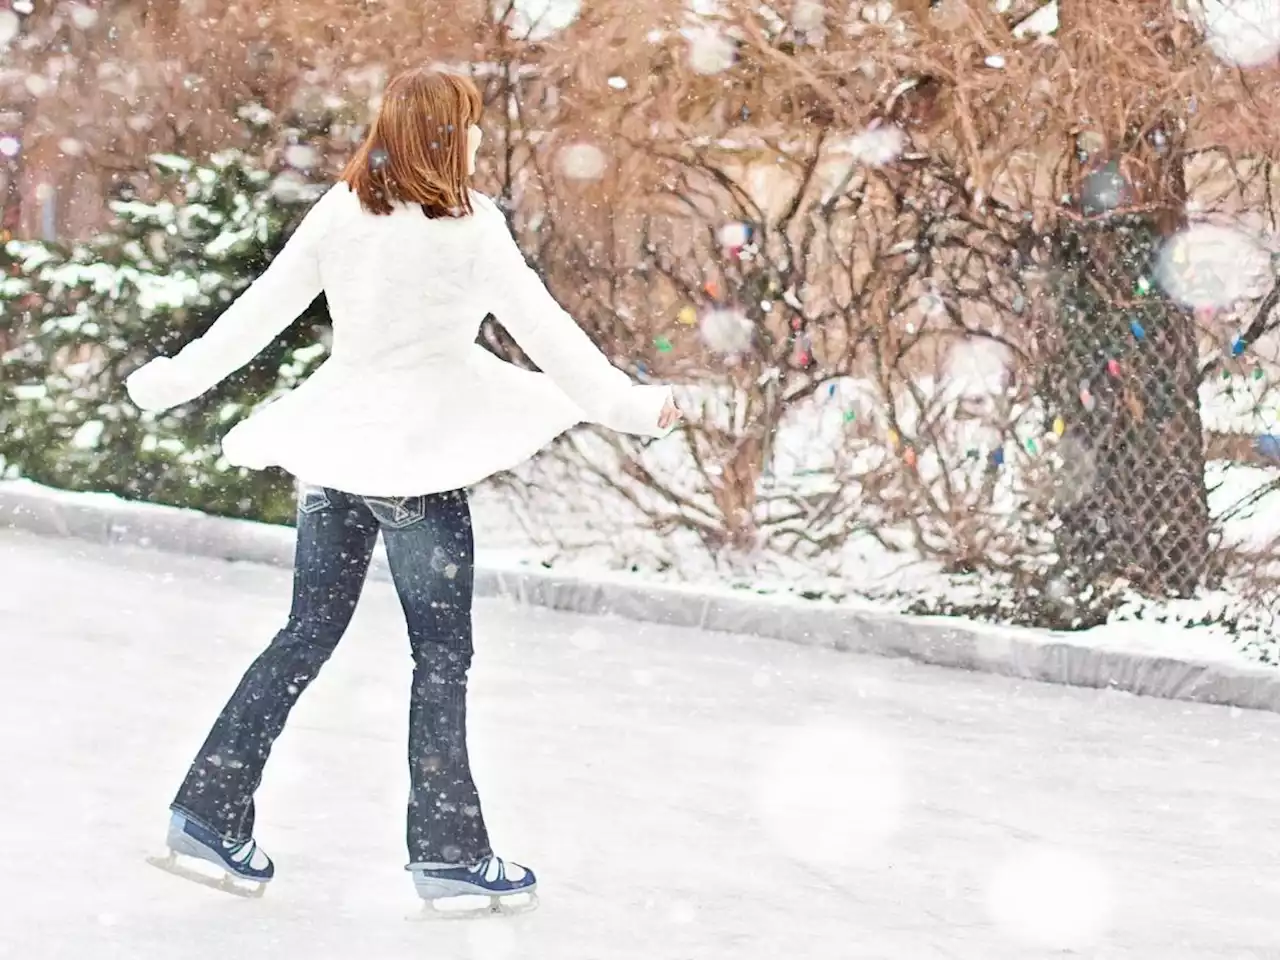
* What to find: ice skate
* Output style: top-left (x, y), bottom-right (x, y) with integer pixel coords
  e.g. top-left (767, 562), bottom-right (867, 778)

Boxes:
top-left (146, 811), bottom-right (274, 898)
top-left (408, 855), bottom-right (538, 919)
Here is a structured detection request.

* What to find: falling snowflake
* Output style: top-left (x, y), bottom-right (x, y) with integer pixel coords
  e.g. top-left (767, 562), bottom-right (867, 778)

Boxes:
top-left (945, 335), bottom-right (1010, 399)
top-left (699, 308), bottom-right (754, 355)
top-left (557, 143), bottom-right (607, 180)
top-left (68, 3), bottom-right (99, 28)
top-left (1156, 224), bottom-right (1271, 311)
top-left (284, 144), bottom-right (319, 170)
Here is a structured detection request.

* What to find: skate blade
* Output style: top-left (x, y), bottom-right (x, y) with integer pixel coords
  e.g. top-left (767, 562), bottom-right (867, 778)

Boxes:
top-left (146, 852), bottom-right (267, 899)
top-left (410, 890), bottom-right (538, 921)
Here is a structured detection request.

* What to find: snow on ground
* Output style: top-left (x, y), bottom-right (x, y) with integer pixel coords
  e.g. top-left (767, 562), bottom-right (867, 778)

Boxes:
top-left (2, 530), bottom-right (1280, 959)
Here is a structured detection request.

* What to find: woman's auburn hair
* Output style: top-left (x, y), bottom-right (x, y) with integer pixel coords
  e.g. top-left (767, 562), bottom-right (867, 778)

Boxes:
top-left (341, 67), bottom-right (483, 219)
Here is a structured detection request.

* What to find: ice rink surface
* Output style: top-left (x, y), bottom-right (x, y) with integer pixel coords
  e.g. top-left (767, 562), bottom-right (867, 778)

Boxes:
top-left (2, 529), bottom-right (1279, 960)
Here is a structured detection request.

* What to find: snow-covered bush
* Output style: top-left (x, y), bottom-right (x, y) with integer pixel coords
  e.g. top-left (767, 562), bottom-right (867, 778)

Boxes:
top-left (0, 122), bottom-right (331, 523)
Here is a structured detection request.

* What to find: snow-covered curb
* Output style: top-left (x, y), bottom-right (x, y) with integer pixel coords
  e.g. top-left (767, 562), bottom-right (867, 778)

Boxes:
top-left (2, 480), bottom-right (1278, 713)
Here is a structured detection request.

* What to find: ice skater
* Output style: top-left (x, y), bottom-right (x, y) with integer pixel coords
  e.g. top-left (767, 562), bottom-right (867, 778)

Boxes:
top-left (125, 66), bottom-right (681, 913)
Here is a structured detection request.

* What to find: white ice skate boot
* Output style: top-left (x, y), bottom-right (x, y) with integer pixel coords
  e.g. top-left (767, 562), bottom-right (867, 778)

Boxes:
top-left (146, 811), bottom-right (274, 898)
top-left (408, 855), bottom-right (538, 918)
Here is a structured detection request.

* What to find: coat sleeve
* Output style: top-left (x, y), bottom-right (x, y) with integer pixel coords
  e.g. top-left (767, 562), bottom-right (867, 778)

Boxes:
top-left (475, 195), bottom-right (672, 438)
top-left (125, 186), bottom-right (340, 413)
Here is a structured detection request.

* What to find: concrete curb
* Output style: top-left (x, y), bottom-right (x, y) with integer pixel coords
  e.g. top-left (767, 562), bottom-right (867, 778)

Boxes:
top-left (2, 482), bottom-right (1278, 713)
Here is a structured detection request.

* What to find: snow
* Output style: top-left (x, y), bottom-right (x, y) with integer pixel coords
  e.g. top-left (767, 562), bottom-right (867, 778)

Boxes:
top-left (2, 529), bottom-right (1280, 957)
top-left (684, 26), bottom-right (737, 75)
top-left (556, 143), bottom-right (607, 181)
top-left (67, 3), bottom-right (98, 29)
top-left (1014, 0), bottom-right (1279, 62)
top-left (204, 227), bottom-right (256, 258)
top-left (479, 479), bottom-right (1274, 672)
top-left (716, 222), bottom-right (750, 249)
top-left (844, 124), bottom-right (906, 167)
top-left (753, 724), bottom-right (907, 864)
top-left (70, 419), bottom-right (104, 450)
top-left (0, 10), bottom-right (18, 47)
top-left (791, 0), bottom-right (824, 32)
top-left (9, 458), bottom-right (1269, 676)
top-left (3, 312), bottom-right (1279, 673)
top-left (503, 0), bottom-right (581, 41)
top-left (150, 154), bottom-right (193, 174)
top-left (698, 307), bottom-right (753, 354)
top-left (1191, 0), bottom-right (1280, 67)
top-left (986, 845), bottom-right (1115, 951)
top-left (1156, 224), bottom-right (1272, 311)
top-left (284, 145), bottom-right (319, 170)
top-left (1200, 374), bottom-right (1280, 434)
top-left (861, 1), bottom-right (894, 24)
top-left (30, 258), bottom-right (204, 312)
top-left (1013, 2), bottom-right (1058, 38)
top-left (7, 340), bottom-right (1280, 675)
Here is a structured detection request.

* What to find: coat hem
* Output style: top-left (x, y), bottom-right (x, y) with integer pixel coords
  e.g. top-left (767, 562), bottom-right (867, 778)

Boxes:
top-left (222, 419), bottom-right (583, 498)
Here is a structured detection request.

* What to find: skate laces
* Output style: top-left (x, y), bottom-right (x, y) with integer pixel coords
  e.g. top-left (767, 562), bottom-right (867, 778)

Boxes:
top-left (224, 837), bottom-right (269, 870)
top-left (473, 856), bottom-right (526, 884)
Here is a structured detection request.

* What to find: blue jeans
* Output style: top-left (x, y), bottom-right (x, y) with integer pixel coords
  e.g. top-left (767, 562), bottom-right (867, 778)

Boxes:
top-left (171, 486), bottom-right (491, 866)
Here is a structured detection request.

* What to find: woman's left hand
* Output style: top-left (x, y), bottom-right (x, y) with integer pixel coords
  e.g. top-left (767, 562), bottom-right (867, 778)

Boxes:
top-left (125, 358), bottom-right (181, 413)
top-left (658, 395), bottom-right (683, 430)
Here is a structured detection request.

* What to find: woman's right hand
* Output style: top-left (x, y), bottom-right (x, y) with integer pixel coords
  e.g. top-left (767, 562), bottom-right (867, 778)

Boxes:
top-left (658, 395), bottom-right (683, 430)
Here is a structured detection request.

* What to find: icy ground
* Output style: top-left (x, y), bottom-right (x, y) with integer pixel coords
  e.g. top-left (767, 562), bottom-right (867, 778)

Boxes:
top-left (2, 530), bottom-right (1279, 959)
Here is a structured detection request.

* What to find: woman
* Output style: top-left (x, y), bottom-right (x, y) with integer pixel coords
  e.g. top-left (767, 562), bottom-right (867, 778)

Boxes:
top-left (126, 67), bottom-right (680, 912)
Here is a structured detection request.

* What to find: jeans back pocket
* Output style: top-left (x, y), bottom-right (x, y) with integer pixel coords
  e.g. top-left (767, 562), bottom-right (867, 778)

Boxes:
top-left (298, 486), bottom-right (332, 515)
top-left (363, 495), bottom-right (427, 529)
